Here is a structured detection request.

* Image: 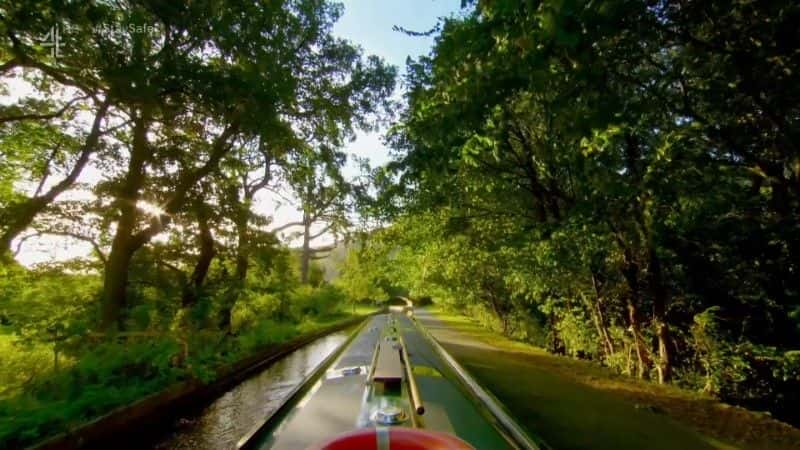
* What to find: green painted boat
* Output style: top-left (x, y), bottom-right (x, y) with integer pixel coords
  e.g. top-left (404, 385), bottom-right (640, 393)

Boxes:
top-left (237, 313), bottom-right (541, 450)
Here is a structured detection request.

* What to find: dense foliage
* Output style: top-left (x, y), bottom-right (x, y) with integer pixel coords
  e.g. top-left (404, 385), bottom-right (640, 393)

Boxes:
top-left (354, 0), bottom-right (800, 426)
top-left (0, 1), bottom-right (393, 447)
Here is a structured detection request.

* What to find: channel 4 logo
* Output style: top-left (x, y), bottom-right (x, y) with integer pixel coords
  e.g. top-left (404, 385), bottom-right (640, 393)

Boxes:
top-left (39, 25), bottom-right (62, 59)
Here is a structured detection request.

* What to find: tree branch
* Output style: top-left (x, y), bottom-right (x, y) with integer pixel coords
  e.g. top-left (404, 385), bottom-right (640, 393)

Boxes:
top-left (0, 94), bottom-right (91, 124)
top-left (309, 223), bottom-right (334, 240)
top-left (164, 120), bottom-right (241, 213)
top-left (270, 221), bottom-right (304, 234)
top-left (0, 57), bottom-right (20, 74)
top-left (37, 97), bottom-right (112, 204)
top-left (245, 150), bottom-right (273, 194)
top-left (157, 260), bottom-right (186, 277)
top-left (14, 231), bottom-right (107, 264)
top-left (246, 174), bottom-right (272, 196)
top-left (0, 97), bottom-right (111, 249)
top-left (5, 30), bottom-right (97, 95)
top-left (130, 120), bottom-right (241, 250)
top-left (33, 144), bottom-right (63, 197)
top-left (309, 244), bottom-right (336, 253)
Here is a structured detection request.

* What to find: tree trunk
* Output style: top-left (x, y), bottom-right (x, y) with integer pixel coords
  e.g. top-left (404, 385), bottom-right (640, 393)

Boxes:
top-left (588, 298), bottom-right (614, 358)
top-left (596, 302), bottom-right (615, 354)
top-left (218, 194), bottom-right (245, 332)
top-left (222, 189), bottom-right (250, 332)
top-left (548, 310), bottom-right (565, 355)
top-left (647, 250), bottom-right (673, 383)
top-left (617, 134), bottom-right (654, 378)
top-left (486, 290), bottom-right (507, 334)
top-left (235, 212), bottom-right (249, 281)
top-left (627, 300), bottom-right (650, 379)
top-left (300, 214), bottom-right (311, 284)
top-left (182, 210), bottom-right (215, 307)
top-left (219, 225), bottom-right (241, 332)
top-left (590, 273), bottom-right (615, 357)
top-left (100, 114), bottom-right (238, 330)
top-left (217, 288), bottom-right (238, 333)
top-left (100, 113), bottom-right (149, 330)
top-left (234, 186), bottom-right (256, 282)
top-left (620, 254), bottom-right (651, 379)
top-left (101, 235), bottom-right (134, 330)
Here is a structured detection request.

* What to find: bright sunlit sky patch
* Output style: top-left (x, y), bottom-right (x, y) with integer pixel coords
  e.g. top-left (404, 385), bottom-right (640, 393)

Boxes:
top-left (13, 0), bottom-right (463, 266)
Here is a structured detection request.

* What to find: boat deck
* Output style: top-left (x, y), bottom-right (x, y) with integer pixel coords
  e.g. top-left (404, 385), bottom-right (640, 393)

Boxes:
top-left (243, 313), bottom-right (514, 449)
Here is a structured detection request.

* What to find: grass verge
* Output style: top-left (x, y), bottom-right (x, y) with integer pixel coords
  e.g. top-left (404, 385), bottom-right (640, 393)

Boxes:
top-left (0, 307), bottom-right (376, 450)
top-left (420, 307), bottom-right (800, 450)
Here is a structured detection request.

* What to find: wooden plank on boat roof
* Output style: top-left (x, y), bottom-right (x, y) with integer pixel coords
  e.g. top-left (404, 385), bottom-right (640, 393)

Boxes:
top-left (372, 341), bottom-right (403, 382)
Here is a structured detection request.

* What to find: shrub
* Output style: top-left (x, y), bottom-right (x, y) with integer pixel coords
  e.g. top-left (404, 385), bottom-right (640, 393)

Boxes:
top-left (231, 292), bottom-right (282, 333)
top-left (555, 308), bottom-right (599, 359)
top-left (414, 296), bottom-right (433, 306)
top-left (288, 285), bottom-right (345, 319)
top-left (0, 334), bottom-right (55, 398)
top-left (692, 306), bottom-right (749, 396)
top-left (236, 320), bottom-right (298, 355)
top-left (0, 338), bottom-right (184, 448)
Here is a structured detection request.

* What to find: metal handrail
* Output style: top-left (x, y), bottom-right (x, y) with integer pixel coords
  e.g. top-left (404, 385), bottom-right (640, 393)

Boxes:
top-left (411, 316), bottom-right (544, 450)
top-left (399, 338), bottom-right (425, 415)
top-left (367, 339), bottom-right (381, 382)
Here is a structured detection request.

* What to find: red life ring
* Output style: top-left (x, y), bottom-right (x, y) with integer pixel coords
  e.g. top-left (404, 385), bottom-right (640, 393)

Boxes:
top-left (312, 427), bottom-right (474, 450)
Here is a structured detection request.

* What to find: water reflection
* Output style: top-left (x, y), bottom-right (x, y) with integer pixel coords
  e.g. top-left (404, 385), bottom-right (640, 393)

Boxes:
top-left (155, 331), bottom-right (350, 450)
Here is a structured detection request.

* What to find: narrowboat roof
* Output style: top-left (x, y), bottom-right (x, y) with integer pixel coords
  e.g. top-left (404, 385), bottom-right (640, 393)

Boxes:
top-left (239, 313), bottom-right (530, 449)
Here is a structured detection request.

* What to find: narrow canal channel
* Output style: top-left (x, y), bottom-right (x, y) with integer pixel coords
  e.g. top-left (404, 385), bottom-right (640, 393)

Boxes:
top-left (153, 330), bottom-right (351, 450)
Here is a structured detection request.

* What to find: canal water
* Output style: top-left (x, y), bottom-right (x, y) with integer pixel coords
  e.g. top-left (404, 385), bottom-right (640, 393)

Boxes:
top-left (153, 330), bottom-right (350, 450)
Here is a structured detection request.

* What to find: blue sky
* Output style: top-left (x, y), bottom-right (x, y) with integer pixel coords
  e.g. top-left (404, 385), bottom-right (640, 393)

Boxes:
top-left (333, 0), bottom-right (463, 171)
top-left (335, 0), bottom-right (459, 70)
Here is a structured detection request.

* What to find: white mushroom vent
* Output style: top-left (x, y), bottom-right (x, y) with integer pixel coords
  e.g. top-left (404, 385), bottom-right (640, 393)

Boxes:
top-left (373, 406), bottom-right (407, 425)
